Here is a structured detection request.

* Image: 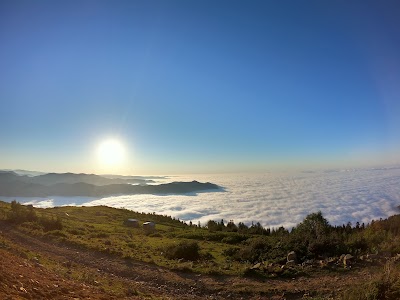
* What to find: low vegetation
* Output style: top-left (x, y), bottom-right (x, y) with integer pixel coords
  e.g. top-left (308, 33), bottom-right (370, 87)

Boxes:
top-left (163, 240), bottom-right (201, 260)
top-left (1, 200), bottom-right (400, 298)
top-left (7, 200), bottom-right (63, 231)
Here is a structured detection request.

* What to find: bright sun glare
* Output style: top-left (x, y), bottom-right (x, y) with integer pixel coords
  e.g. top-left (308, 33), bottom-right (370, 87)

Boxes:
top-left (97, 139), bottom-right (125, 167)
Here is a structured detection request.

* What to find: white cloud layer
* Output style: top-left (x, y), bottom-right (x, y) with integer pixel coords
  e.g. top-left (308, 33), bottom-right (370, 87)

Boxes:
top-left (4, 167), bottom-right (400, 229)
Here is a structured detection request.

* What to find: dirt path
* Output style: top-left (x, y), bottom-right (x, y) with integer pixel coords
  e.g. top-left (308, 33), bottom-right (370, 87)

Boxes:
top-left (0, 223), bottom-right (378, 299)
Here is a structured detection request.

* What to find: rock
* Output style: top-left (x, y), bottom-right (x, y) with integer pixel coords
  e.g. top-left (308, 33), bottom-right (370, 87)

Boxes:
top-left (302, 259), bottom-right (315, 266)
top-left (319, 260), bottom-right (327, 267)
top-left (250, 262), bottom-right (262, 270)
top-left (287, 251), bottom-right (297, 262)
top-left (343, 254), bottom-right (354, 266)
top-left (286, 260), bottom-right (296, 266)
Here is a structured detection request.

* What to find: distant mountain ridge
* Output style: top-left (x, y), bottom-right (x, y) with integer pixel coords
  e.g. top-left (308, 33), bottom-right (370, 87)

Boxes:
top-left (0, 172), bottom-right (220, 197)
top-left (0, 169), bottom-right (46, 177)
top-left (0, 171), bottom-right (154, 185)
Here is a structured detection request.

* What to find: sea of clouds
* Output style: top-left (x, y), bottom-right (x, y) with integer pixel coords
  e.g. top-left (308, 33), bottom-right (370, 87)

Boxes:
top-left (3, 167), bottom-right (400, 229)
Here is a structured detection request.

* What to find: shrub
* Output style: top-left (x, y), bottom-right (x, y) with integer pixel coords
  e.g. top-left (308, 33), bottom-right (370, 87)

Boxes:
top-left (7, 201), bottom-right (37, 224)
top-left (290, 212), bottom-right (346, 258)
top-left (223, 247), bottom-right (240, 258)
top-left (6, 201), bottom-right (62, 231)
top-left (39, 215), bottom-right (63, 231)
top-left (221, 234), bottom-right (248, 244)
top-left (164, 240), bottom-right (200, 261)
top-left (226, 237), bottom-right (273, 263)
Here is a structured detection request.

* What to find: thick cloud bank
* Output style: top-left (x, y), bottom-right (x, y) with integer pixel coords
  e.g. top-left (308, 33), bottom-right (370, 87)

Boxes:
top-left (4, 167), bottom-right (400, 229)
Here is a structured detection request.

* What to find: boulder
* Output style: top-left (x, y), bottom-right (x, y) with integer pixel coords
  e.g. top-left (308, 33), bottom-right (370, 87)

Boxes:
top-left (286, 260), bottom-right (296, 266)
top-left (287, 251), bottom-right (297, 262)
top-left (343, 254), bottom-right (354, 266)
top-left (250, 262), bottom-right (262, 270)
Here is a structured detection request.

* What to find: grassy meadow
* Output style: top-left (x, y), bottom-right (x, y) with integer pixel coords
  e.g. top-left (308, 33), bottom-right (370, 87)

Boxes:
top-left (2, 200), bottom-right (400, 299)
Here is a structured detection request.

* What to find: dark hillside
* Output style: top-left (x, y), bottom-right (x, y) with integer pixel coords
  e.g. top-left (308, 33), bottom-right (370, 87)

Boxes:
top-left (0, 172), bottom-right (221, 197)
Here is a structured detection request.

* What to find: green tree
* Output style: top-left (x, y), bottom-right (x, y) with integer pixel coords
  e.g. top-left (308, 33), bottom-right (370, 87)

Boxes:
top-left (296, 211), bottom-right (330, 239)
top-left (292, 211), bottom-right (337, 257)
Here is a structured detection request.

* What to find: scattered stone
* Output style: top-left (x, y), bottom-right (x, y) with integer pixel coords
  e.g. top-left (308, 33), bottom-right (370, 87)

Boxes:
top-left (302, 259), bottom-right (315, 267)
top-left (327, 257), bottom-right (336, 263)
top-left (366, 253), bottom-right (380, 261)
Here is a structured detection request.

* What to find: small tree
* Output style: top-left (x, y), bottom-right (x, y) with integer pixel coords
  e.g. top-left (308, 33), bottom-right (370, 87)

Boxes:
top-left (226, 220), bottom-right (238, 232)
top-left (292, 211), bottom-right (336, 257)
top-left (296, 211), bottom-right (330, 239)
top-left (237, 222), bottom-right (248, 233)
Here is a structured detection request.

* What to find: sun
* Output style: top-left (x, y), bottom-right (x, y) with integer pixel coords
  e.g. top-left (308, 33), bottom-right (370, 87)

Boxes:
top-left (97, 139), bottom-right (125, 168)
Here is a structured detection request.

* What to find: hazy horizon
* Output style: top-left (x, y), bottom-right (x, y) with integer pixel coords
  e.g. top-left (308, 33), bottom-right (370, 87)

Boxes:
top-left (3, 162), bottom-right (400, 178)
top-left (2, 168), bottom-right (400, 229)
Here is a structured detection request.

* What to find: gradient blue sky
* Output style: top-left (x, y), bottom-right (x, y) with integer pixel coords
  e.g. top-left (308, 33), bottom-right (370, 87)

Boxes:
top-left (1, 0), bottom-right (400, 174)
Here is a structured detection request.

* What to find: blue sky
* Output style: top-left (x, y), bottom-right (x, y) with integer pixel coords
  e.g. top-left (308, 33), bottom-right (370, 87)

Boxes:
top-left (1, 0), bottom-right (400, 174)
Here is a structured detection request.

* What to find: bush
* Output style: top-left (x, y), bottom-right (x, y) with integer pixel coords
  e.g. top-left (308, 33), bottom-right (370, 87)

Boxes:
top-left (7, 201), bottom-right (37, 224)
top-left (6, 201), bottom-right (62, 231)
top-left (221, 234), bottom-right (248, 244)
top-left (290, 212), bottom-right (347, 258)
top-left (226, 237), bottom-right (278, 263)
top-left (164, 240), bottom-right (200, 261)
top-left (39, 216), bottom-right (63, 231)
